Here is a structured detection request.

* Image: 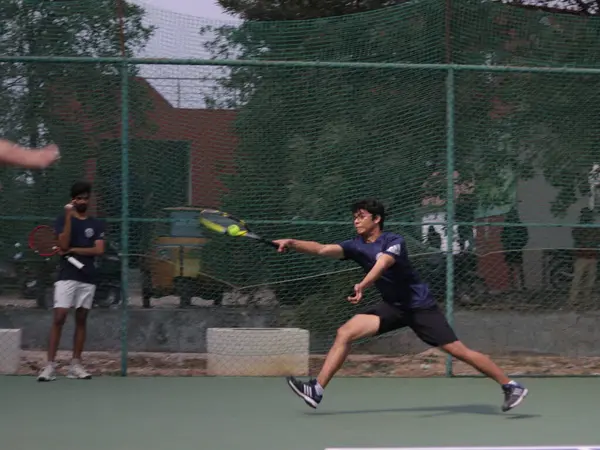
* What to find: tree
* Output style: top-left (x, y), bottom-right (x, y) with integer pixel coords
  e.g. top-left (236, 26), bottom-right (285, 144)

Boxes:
top-left (0, 0), bottom-right (155, 229)
top-left (197, 0), bottom-right (600, 304)
top-left (500, 0), bottom-right (600, 16)
top-left (453, 0), bottom-right (600, 217)
top-left (197, 0), bottom-right (449, 302)
top-left (217, 0), bottom-right (408, 20)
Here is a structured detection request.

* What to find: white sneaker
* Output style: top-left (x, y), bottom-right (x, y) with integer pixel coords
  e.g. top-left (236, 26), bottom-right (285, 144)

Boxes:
top-left (37, 364), bottom-right (56, 382)
top-left (67, 363), bottom-right (92, 380)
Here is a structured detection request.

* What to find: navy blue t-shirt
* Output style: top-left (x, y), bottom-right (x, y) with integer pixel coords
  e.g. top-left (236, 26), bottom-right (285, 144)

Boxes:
top-left (54, 215), bottom-right (105, 285)
top-left (338, 231), bottom-right (435, 309)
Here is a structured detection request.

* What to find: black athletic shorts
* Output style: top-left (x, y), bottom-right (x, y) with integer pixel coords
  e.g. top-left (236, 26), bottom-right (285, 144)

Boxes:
top-left (362, 302), bottom-right (458, 347)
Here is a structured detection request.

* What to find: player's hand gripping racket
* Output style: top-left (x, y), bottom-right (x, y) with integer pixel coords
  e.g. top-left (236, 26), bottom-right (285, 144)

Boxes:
top-left (28, 225), bottom-right (85, 270)
top-left (198, 208), bottom-right (278, 249)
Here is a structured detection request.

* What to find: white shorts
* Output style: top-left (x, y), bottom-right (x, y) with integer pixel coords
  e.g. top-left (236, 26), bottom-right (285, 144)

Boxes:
top-left (54, 280), bottom-right (96, 309)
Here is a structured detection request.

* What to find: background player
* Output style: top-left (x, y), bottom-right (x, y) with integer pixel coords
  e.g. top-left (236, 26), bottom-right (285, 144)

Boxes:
top-left (38, 181), bottom-right (105, 381)
top-left (0, 139), bottom-right (59, 168)
top-left (274, 198), bottom-right (528, 412)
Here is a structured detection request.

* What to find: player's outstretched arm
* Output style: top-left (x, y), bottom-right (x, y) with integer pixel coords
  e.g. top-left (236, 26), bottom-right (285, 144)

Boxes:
top-left (273, 239), bottom-right (344, 259)
top-left (0, 139), bottom-right (60, 169)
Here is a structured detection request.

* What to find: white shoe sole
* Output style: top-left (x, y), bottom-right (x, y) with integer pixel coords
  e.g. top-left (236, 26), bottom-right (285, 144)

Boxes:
top-left (287, 379), bottom-right (318, 409)
top-left (37, 376), bottom-right (56, 382)
top-left (67, 374), bottom-right (92, 379)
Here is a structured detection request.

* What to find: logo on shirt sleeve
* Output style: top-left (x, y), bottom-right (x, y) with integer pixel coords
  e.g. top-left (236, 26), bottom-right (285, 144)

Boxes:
top-left (386, 243), bottom-right (402, 256)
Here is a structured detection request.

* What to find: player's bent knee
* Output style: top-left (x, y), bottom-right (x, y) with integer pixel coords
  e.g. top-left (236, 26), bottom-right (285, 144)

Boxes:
top-left (336, 314), bottom-right (380, 343)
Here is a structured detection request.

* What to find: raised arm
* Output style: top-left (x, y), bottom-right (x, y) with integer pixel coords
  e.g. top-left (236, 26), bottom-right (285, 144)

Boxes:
top-left (56, 206), bottom-right (73, 252)
top-left (0, 140), bottom-right (59, 169)
top-left (273, 239), bottom-right (344, 259)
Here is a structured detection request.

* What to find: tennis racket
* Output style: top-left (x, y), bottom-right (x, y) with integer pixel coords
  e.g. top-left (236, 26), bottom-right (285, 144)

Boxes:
top-left (198, 208), bottom-right (278, 249)
top-left (28, 225), bottom-right (85, 270)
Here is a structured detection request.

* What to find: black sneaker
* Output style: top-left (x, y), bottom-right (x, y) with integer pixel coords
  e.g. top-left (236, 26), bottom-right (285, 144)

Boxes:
top-left (502, 381), bottom-right (528, 411)
top-left (286, 376), bottom-right (322, 409)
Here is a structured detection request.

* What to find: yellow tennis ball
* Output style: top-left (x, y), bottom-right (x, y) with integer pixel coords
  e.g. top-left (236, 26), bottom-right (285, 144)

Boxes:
top-left (227, 224), bottom-right (241, 236)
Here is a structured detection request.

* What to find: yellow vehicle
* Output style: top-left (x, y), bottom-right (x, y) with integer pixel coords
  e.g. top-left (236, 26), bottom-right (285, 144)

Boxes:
top-left (141, 207), bottom-right (226, 308)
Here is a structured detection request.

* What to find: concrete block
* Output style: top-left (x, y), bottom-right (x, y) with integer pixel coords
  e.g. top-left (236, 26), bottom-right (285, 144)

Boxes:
top-left (0, 329), bottom-right (21, 374)
top-left (207, 327), bottom-right (309, 376)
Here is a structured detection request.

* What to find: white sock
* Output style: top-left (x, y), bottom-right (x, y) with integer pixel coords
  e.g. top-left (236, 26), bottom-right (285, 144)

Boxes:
top-left (71, 359), bottom-right (81, 366)
top-left (314, 382), bottom-right (324, 396)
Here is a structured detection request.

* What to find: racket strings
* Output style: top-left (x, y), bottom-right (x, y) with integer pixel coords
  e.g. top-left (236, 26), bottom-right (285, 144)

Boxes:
top-left (31, 229), bottom-right (58, 254)
top-left (201, 212), bottom-right (248, 231)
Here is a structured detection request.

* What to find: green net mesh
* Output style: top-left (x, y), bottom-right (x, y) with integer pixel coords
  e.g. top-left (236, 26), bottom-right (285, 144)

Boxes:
top-left (1, 0), bottom-right (600, 377)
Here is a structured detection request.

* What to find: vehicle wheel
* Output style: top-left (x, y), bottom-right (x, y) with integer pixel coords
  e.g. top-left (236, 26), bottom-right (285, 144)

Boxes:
top-left (95, 286), bottom-right (121, 308)
top-left (174, 277), bottom-right (194, 307)
top-left (141, 270), bottom-right (153, 308)
top-left (36, 287), bottom-right (53, 310)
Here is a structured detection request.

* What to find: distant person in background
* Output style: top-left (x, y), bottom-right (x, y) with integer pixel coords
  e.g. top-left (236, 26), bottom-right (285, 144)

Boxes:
top-left (424, 225), bottom-right (444, 298)
top-left (455, 175), bottom-right (476, 252)
top-left (588, 163), bottom-right (600, 210)
top-left (569, 207), bottom-right (600, 307)
top-left (425, 225), bottom-right (442, 252)
top-left (0, 139), bottom-right (60, 169)
top-left (425, 225), bottom-right (443, 265)
top-left (501, 207), bottom-right (529, 291)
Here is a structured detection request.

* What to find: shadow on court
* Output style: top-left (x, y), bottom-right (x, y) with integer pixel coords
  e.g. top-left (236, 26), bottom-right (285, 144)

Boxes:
top-left (307, 403), bottom-right (541, 419)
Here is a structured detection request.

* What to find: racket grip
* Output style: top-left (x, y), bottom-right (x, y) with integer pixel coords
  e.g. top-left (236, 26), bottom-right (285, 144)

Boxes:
top-left (66, 256), bottom-right (84, 269)
top-left (265, 240), bottom-right (279, 249)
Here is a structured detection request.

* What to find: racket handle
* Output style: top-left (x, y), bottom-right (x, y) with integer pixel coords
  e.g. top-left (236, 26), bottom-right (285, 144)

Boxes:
top-left (264, 240), bottom-right (279, 249)
top-left (51, 246), bottom-right (84, 270)
top-left (66, 255), bottom-right (84, 269)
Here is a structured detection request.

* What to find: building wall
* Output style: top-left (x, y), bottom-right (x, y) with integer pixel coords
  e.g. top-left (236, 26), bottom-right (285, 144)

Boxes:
top-left (2, 307), bottom-right (599, 358)
top-left (420, 166), bottom-right (594, 292)
top-left (74, 78), bottom-right (239, 211)
top-left (516, 170), bottom-right (591, 289)
top-left (68, 77), bottom-right (594, 294)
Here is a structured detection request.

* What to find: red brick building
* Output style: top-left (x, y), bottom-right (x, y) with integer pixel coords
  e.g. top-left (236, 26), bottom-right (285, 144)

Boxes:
top-left (58, 77), bottom-right (239, 211)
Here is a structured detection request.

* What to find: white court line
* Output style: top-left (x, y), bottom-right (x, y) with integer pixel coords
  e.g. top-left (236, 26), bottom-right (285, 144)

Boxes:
top-left (325, 447), bottom-right (600, 450)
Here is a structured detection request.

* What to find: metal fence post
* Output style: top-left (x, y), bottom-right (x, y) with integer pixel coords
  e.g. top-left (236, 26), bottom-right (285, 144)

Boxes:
top-left (445, 67), bottom-right (455, 377)
top-left (120, 61), bottom-right (130, 376)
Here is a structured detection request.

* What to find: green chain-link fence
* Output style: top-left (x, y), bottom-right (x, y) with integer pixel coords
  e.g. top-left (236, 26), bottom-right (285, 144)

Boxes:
top-left (1, 0), bottom-right (600, 378)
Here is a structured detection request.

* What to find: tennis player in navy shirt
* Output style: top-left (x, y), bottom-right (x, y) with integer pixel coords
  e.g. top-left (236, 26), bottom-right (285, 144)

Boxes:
top-left (37, 181), bottom-right (105, 382)
top-left (275, 199), bottom-right (528, 412)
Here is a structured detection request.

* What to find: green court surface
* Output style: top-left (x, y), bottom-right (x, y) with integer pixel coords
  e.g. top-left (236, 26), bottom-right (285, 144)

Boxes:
top-left (1, 376), bottom-right (598, 450)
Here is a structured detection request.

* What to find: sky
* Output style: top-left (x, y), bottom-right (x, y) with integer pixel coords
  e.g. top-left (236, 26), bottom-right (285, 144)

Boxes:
top-left (127, 0), bottom-right (243, 108)
top-left (131, 0), bottom-right (235, 21)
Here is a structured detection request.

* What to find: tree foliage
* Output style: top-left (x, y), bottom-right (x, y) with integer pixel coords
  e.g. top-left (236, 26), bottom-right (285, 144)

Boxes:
top-left (0, 0), bottom-right (155, 230)
top-left (500, 0), bottom-right (600, 16)
top-left (197, 0), bottom-right (600, 297)
top-left (199, 0), bottom-right (446, 294)
top-left (455, 0), bottom-right (600, 217)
